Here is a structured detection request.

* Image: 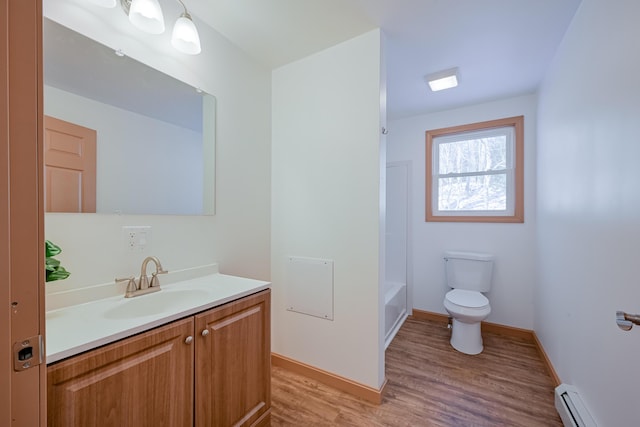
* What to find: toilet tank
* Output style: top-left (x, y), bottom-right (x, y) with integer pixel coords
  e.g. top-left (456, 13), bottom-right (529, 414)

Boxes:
top-left (444, 251), bottom-right (494, 292)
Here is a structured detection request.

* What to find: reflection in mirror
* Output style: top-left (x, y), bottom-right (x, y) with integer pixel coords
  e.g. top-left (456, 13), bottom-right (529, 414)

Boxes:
top-left (43, 18), bottom-right (215, 215)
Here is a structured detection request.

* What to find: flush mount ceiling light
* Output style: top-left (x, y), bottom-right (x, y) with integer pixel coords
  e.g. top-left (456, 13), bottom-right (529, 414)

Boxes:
top-left (171, 0), bottom-right (201, 55)
top-left (425, 67), bottom-right (459, 92)
top-left (88, 0), bottom-right (201, 54)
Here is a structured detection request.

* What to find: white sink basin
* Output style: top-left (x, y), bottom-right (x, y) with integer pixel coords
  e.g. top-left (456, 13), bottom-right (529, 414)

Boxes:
top-left (103, 289), bottom-right (210, 319)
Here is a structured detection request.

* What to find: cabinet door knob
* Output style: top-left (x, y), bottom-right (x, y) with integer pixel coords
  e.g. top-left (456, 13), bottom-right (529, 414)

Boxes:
top-left (201, 329), bottom-right (210, 337)
top-left (184, 336), bottom-right (193, 345)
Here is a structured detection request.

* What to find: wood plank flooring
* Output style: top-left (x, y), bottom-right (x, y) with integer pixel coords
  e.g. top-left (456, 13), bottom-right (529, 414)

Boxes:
top-left (271, 317), bottom-right (562, 426)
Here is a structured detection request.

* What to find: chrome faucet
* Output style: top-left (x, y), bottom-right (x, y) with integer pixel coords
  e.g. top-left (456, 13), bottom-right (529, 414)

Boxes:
top-left (115, 256), bottom-right (168, 298)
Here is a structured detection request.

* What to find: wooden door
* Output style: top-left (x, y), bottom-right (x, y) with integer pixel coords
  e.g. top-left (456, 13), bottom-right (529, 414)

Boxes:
top-left (1, 0), bottom-right (46, 426)
top-left (44, 116), bottom-right (96, 212)
top-left (47, 318), bottom-right (194, 427)
top-left (194, 290), bottom-right (271, 427)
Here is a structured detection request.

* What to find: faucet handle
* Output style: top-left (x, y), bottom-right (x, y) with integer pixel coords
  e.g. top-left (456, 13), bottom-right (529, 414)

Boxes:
top-left (149, 263), bottom-right (168, 288)
top-left (115, 276), bottom-right (135, 285)
top-left (149, 272), bottom-right (164, 288)
top-left (116, 276), bottom-right (138, 297)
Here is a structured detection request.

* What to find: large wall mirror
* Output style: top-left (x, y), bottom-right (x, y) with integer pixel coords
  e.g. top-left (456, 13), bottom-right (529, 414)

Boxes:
top-left (43, 18), bottom-right (215, 215)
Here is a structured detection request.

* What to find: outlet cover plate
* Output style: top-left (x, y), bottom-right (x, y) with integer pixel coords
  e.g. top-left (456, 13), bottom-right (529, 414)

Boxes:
top-left (122, 226), bottom-right (152, 252)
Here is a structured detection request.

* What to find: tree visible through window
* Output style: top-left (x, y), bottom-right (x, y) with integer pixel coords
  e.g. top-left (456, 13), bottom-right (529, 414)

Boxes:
top-left (425, 116), bottom-right (524, 223)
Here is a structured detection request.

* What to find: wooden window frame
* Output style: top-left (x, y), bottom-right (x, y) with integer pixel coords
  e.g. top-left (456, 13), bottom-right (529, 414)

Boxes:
top-left (425, 116), bottom-right (524, 223)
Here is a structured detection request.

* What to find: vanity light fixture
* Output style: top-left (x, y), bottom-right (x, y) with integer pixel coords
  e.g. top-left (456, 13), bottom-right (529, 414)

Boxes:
top-left (425, 67), bottom-right (459, 92)
top-left (127, 0), bottom-right (165, 34)
top-left (88, 0), bottom-right (201, 54)
top-left (171, 0), bottom-right (201, 55)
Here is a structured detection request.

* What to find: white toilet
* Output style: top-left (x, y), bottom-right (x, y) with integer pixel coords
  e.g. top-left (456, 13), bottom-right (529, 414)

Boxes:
top-left (443, 251), bottom-right (494, 355)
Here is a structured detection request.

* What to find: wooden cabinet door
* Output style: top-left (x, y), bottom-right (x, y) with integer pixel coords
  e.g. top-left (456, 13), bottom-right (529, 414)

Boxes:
top-left (47, 318), bottom-right (194, 427)
top-left (195, 290), bottom-right (271, 427)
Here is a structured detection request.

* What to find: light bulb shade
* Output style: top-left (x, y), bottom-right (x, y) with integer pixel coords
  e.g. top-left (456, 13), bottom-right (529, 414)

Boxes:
top-left (128, 0), bottom-right (165, 34)
top-left (88, 0), bottom-right (117, 7)
top-left (171, 14), bottom-right (201, 55)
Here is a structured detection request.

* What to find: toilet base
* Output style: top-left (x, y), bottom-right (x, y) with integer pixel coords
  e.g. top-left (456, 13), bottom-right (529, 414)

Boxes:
top-left (450, 318), bottom-right (483, 355)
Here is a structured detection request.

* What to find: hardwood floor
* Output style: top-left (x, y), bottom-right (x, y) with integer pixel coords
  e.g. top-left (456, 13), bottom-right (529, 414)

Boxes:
top-left (271, 317), bottom-right (562, 426)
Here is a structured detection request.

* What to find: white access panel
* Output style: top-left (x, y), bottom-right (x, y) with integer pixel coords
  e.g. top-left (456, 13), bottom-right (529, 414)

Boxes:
top-left (285, 257), bottom-right (334, 320)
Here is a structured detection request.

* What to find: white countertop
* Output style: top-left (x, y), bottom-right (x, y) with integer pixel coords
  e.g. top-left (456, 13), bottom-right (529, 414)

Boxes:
top-left (46, 272), bottom-right (270, 364)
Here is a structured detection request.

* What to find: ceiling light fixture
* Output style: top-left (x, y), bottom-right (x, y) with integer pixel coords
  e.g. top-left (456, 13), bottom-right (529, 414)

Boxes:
top-left (171, 0), bottom-right (201, 55)
top-left (425, 67), bottom-right (459, 92)
top-left (88, 0), bottom-right (201, 55)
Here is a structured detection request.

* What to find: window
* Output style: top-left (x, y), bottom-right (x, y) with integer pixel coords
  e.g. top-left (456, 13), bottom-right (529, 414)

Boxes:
top-left (425, 116), bottom-right (524, 223)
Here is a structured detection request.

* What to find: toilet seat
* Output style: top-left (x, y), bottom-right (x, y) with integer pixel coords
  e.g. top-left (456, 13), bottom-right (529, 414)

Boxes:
top-left (445, 289), bottom-right (489, 308)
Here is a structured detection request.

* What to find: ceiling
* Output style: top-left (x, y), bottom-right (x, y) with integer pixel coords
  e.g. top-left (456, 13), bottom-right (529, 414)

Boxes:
top-left (189, 0), bottom-right (582, 119)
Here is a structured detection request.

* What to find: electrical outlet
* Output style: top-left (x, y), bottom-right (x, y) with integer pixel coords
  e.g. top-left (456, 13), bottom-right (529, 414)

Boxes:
top-left (122, 226), bottom-right (152, 252)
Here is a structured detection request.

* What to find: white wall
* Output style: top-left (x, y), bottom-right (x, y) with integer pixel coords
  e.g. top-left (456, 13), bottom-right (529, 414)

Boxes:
top-left (44, 0), bottom-right (271, 293)
top-left (271, 29), bottom-right (386, 389)
top-left (388, 94), bottom-right (537, 329)
top-left (45, 86), bottom-right (203, 215)
top-left (536, 0), bottom-right (640, 424)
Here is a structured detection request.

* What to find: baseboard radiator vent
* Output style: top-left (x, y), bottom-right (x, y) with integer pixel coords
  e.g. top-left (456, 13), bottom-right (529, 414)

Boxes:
top-left (555, 384), bottom-right (597, 427)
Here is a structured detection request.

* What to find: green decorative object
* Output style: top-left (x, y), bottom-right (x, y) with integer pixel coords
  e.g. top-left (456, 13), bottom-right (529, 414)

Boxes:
top-left (45, 240), bottom-right (70, 282)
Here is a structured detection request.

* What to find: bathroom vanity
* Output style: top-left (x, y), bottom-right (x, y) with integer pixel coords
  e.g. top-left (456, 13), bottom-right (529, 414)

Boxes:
top-left (46, 269), bottom-right (271, 427)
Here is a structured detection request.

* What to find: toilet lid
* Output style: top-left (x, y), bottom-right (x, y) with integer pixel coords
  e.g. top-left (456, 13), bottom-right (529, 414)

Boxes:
top-left (446, 289), bottom-right (489, 308)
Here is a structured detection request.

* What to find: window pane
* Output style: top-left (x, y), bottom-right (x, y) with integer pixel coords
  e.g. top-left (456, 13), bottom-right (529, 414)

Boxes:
top-left (438, 136), bottom-right (507, 175)
top-left (437, 174), bottom-right (507, 211)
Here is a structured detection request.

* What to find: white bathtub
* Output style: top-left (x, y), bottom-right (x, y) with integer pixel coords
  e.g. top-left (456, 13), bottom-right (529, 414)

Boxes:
top-left (384, 281), bottom-right (407, 348)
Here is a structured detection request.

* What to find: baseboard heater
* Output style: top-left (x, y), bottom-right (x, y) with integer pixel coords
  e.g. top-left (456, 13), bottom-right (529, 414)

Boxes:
top-left (555, 384), bottom-right (597, 427)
